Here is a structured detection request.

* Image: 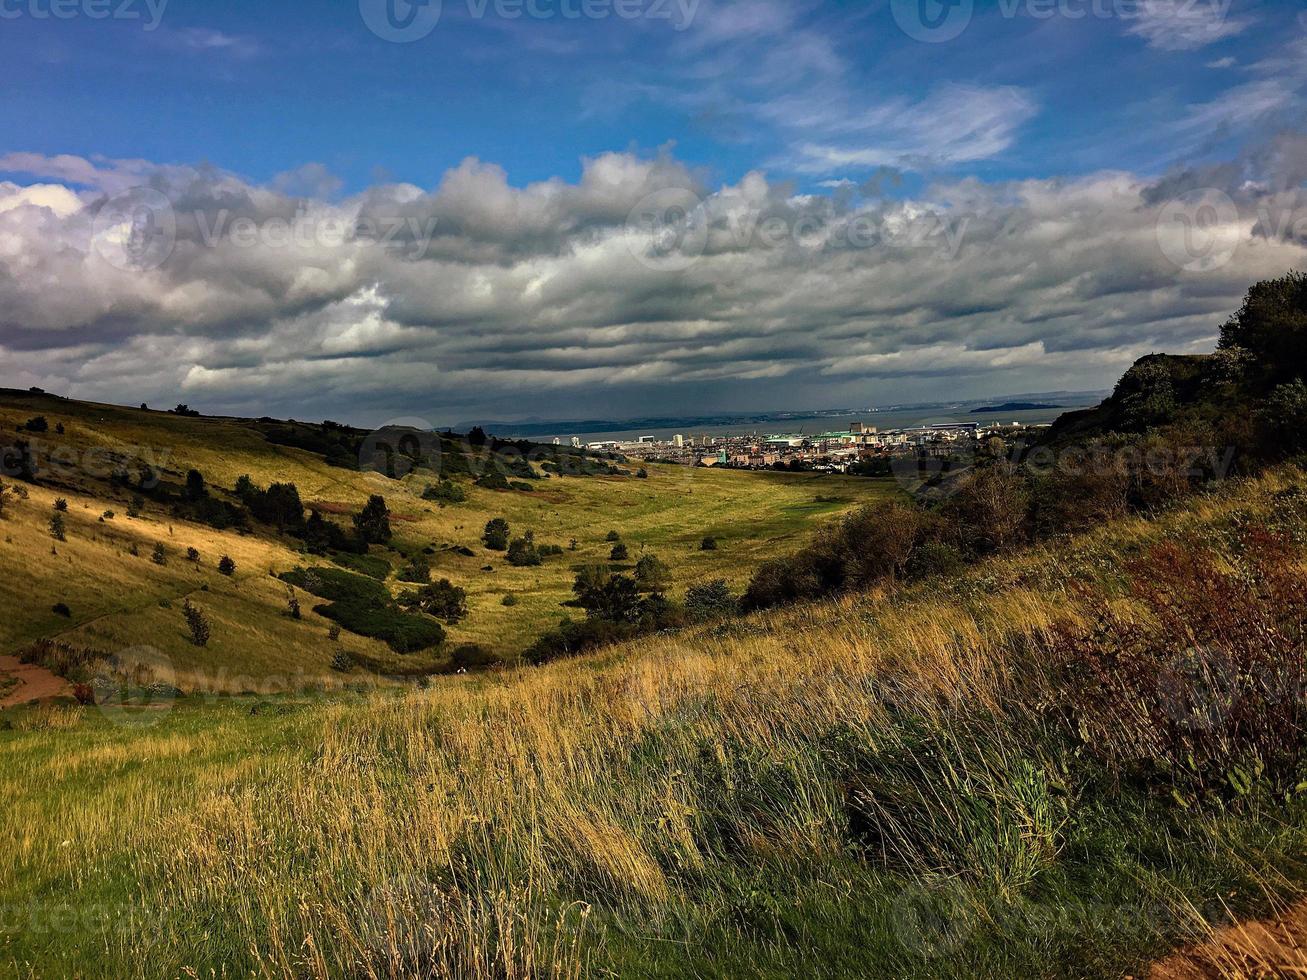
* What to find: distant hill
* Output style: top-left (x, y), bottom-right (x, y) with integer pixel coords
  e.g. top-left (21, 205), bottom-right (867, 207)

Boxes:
top-left (970, 401), bottom-right (1060, 414)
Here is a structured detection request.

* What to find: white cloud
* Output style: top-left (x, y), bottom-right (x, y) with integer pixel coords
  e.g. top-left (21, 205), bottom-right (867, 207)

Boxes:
top-left (1125, 0), bottom-right (1253, 51)
top-left (1, 144), bottom-right (1303, 421)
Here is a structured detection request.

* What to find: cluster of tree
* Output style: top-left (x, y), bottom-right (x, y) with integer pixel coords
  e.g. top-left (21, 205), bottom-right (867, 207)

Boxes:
top-left (525, 563), bottom-right (679, 665)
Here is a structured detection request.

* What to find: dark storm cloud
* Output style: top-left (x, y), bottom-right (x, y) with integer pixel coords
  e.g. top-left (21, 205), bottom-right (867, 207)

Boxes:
top-left (0, 140), bottom-right (1305, 424)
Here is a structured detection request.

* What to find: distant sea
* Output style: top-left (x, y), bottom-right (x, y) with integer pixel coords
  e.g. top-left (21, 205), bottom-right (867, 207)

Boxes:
top-left (476, 399), bottom-right (1102, 445)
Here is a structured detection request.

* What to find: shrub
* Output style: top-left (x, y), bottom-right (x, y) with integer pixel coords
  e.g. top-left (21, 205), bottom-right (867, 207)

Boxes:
top-left (330, 650), bottom-right (353, 672)
top-left (186, 547), bottom-right (200, 562)
top-left (182, 600), bottom-right (210, 647)
top-left (23, 416), bottom-right (48, 433)
top-left (352, 495), bottom-right (392, 544)
top-left (507, 534), bottom-right (541, 567)
top-left (330, 551), bottom-right (391, 579)
top-left (501, 593), bottom-right (518, 606)
top-left (939, 465), bottom-right (1030, 557)
top-left (483, 518), bottom-right (510, 551)
top-left (637, 467), bottom-right (648, 478)
top-left (281, 566), bottom-right (390, 605)
top-left (422, 480), bottom-right (467, 504)
top-left (49, 512), bottom-right (65, 541)
top-left (102, 510), bottom-right (114, 521)
top-left (398, 554), bottom-right (432, 583)
top-left (151, 542), bottom-right (166, 565)
top-left (904, 540), bottom-right (965, 580)
top-left (685, 579), bottom-right (735, 621)
top-left (1260, 380), bottom-right (1307, 455)
top-left (700, 536), bottom-right (718, 551)
top-left (217, 555), bottom-right (236, 576)
top-left (609, 543), bottom-right (629, 562)
top-left (476, 471), bottom-right (510, 490)
top-left (634, 554), bottom-right (670, 590)
top-left (328, 624), bottom-right (341, 642)
top-left (398, 579), bottom-right (468, 624)
top-left (51, 602), bottom-right (71, 618)
top-left (53, 497), bottom-right (67, 512)
top-left (448, 643), bottom-right (502, 672)
top-left (314, 600), bottom-right (445, 654)
top-left (127, 495), bottom-right (144, 518)
top-left (605, 530), bottom-right (621, 542)
top-left (1057, 534), bottom-right (1307, 803)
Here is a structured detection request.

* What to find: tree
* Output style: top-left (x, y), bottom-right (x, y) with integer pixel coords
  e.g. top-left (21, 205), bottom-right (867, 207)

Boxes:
top-left (507, 534), bottom-right (542, 566)
top-left (183, 600), bottom-right (210, 646)
top-left (467, 425), bottom-right (488, 447)
top-left (49, 511), bottom-right (65, 541)
top-left (634, 554), bottom-right (670, 591)
top-left (353, 495), bottom-right (392, 544)
top-left (185, 469), bottom-right (207, 501)
top-left (151, 542), bottom-right (166, 565)
top-left (217, 555), bottom-right (236, 576)
top-left (1219, 270), bottom-right (1307, 383)
top-left (399, 578), bottom-right (468, 623)
top-left (483, 517), bottom-right (510, 550)
top-left (610, 542), bottom-right (629, 562)
top-left (1261, 380), bottom-right (1307, 455)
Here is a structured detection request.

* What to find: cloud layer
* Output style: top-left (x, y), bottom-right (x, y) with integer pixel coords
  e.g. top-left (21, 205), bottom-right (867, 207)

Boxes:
top-left (1, 138), bottom-right (1305, 425)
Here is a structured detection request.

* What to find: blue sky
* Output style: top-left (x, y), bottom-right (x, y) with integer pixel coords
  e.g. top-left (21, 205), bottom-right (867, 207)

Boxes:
top-left (1, 0), bottom-right (1306, 424)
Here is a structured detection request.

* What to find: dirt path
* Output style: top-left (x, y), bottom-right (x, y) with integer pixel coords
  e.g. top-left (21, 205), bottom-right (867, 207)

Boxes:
top-left (1150, 900), bottom-right (1307, 978)
top-left (0, 655), bottom-right (71, 707)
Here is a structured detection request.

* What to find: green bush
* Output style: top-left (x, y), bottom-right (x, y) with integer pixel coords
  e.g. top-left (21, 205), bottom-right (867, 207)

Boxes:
top-left (685, 579), bottom-right (736, 621)
top-left (330, 551), bottom-right (391, 580)
top-left (280, 566), bottom-right (389, 606)
top-left (313, 599), bottom-right (445, 654)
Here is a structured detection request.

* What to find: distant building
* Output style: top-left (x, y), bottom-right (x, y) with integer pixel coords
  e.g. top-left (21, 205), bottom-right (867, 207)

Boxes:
top-left (673, 434), bottom-right (684, 447)
top-left (570, 436), bottom-right (582, 448)
top-left (552, 437), bottom-right (561, 445)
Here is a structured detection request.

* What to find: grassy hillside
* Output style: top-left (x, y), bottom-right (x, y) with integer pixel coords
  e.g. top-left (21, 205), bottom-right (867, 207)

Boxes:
top-left (0, 390), bottom-right (894, 685)
top-left (3, 465), bottom-right (1305, 978)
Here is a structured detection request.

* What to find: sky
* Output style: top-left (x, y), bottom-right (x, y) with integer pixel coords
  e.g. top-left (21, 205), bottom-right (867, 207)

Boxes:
top-left (1, 0), bottom-right (1306, 427)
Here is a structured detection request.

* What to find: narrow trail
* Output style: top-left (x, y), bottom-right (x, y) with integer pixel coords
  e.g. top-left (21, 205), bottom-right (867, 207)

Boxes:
top-left (0, 654), bottom-right (72, 707)
top-left (1149, 900), bottom-right (1307, 978)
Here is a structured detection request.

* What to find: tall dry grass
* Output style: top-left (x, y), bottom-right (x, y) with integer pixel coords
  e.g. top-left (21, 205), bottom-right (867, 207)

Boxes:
top-left (3, 468), bottom-right (1307, 977)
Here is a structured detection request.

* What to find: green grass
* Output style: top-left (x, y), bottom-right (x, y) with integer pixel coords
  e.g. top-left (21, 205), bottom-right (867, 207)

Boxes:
top-left (0, 390), bottom-right (897, 679)
top-left (2, 468), bottom-right (1306, 978)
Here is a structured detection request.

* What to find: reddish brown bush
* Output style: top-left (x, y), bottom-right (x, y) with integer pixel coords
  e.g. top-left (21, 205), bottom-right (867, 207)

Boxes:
top-left (1054, 533), bottom-right (1307, 802)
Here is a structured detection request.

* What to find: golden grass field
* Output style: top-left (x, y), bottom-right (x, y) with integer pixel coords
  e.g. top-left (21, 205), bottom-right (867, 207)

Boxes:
top-left (0, 391), bottom-right (896, 688)
top-left (3, 452), bottom-right (1305, 977)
